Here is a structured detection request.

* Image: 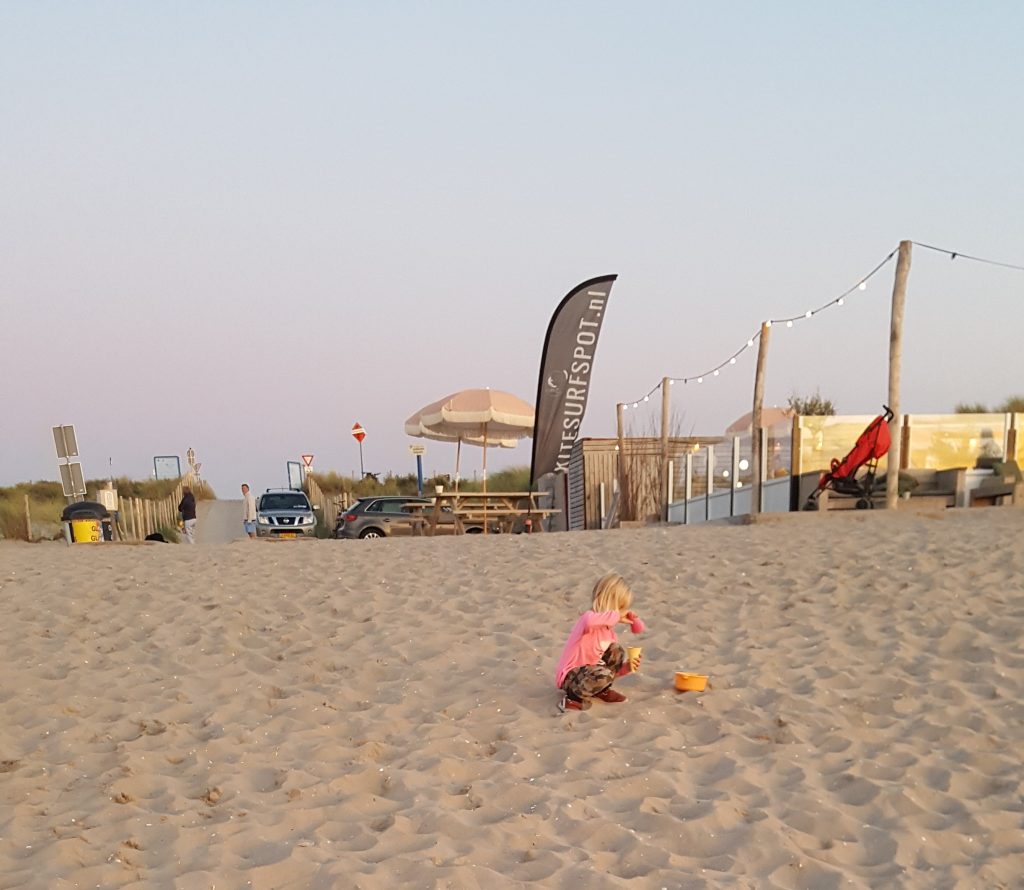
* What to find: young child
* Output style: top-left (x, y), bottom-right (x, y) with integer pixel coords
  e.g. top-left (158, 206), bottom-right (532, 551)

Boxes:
top-left (555, 572), bottom-right (646, 711)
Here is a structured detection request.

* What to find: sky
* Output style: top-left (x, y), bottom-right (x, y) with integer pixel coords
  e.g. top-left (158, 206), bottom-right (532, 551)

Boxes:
top-left (2, 2), bottom-right (1022, 497)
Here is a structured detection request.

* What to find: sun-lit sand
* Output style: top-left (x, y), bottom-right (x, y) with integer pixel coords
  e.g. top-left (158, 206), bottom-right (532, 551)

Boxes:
top-left (1, 508), bottom-right (1022, 889)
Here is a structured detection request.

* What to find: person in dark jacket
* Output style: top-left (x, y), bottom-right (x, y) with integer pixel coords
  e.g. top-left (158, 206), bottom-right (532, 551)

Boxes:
top-left (178, 488), bottom-right (197, 544)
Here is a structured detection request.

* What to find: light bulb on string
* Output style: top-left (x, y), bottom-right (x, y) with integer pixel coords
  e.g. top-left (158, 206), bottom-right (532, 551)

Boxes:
top-left (786, 320), bottom-right (793, 328)
top-left (713, 369), bottom-right (719, 376)
top-left (697, 377), bottom-right (703, 384)
top-left (805, 310), bottom-right (813, 318)
top-left (858, 282), bottom-right (867, 291)
top-left (837, 297), bottom-right (845, 306)
top-left (730, 358), bottom-right (736, 365)
top-left (633, 402), bottom-right (638, 409)
top-left (643, 395), bottom-right (649, 402)
top-left (747, 339), bottom-right (754, 347)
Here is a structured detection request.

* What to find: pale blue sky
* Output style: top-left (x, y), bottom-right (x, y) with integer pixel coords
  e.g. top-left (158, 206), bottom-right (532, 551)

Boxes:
top-left (2, 3), bottom-right (1021, 495)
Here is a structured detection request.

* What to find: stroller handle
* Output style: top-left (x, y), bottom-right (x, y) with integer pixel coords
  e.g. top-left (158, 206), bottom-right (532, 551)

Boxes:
top-left (881, 405), bottom-right (895, 422)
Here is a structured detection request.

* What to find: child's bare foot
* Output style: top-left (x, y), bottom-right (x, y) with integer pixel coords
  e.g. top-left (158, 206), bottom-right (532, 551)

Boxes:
top-left (596, 688), bottom-right (626, 703)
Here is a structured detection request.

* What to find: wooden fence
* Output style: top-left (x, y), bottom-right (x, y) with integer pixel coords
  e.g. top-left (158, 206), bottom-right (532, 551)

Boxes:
top-left (115, 473), bottom-right (214, 542)
top-left (304, 474), bottom-right (351, 535)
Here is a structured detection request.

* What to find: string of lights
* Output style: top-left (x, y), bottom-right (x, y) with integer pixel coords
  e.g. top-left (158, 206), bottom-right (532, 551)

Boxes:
top-left (910, 241), bottom-right (1024, 273)
top-left (620, 246), bottom-right (900, 410)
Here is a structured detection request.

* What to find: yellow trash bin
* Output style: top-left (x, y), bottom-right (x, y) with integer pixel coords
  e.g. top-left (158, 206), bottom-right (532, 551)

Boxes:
top-left (61, 502), bottom-right (112, 544)
top-left (71, 518), bottom-right (103, 543)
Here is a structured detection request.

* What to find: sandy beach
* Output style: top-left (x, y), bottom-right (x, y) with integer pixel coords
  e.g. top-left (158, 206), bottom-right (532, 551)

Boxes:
top-left (1, 508), bottom-right (1022, 889)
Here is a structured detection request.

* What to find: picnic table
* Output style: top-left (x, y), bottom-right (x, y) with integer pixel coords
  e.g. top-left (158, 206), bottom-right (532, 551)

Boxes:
top-left (407, 491), bottom-right (559, 536)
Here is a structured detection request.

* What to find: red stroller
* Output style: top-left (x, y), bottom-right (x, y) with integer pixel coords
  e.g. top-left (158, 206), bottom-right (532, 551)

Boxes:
top-left (805, 407), bottom-right (894, 510)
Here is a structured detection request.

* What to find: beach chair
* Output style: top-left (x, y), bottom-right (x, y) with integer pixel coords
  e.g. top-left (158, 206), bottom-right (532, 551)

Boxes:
top-left (805, 407), bottom-right (894, 510)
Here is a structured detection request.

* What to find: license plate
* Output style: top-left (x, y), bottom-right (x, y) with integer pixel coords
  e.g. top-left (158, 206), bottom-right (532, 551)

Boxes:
top-left (279, 532), bottom-right (297, 539)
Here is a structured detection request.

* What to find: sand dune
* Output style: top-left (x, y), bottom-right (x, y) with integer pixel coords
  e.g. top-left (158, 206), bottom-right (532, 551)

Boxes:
top-left (1, 508), bottom-right (1021, 888)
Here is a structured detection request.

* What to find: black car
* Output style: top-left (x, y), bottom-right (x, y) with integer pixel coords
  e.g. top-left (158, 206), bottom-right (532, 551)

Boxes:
top-left (334, 496), bottom-right (483, 539)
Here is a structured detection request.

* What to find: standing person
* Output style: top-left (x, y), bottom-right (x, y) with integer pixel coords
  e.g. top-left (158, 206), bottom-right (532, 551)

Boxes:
top-left (178, 487), bottom-right (197, 544)
top-left (555, 572), bottom-right (646, 712)
top-left (241, 483), bottom-right (258, 539)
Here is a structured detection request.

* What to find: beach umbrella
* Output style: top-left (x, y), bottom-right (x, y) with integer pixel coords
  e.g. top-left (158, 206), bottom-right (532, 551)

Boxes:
top-left (404, 388), bottom-right (534, 492)
top-left (725, 406), bottom-right (794, 435)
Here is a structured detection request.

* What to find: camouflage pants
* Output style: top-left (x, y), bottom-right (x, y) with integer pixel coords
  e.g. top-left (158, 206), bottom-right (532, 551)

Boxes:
top-left (561, 643), bottom-right (626, 702)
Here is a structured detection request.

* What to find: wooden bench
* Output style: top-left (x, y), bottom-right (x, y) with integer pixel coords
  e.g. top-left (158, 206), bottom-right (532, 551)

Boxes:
top-left (968, 461), bottom-right (1021, 507)
top-left (452, 507), bottom-right (560, 534)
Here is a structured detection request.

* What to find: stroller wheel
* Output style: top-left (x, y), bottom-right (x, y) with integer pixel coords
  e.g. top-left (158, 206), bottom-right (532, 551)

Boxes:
top-left (856, 498), bottom-right (869, 510)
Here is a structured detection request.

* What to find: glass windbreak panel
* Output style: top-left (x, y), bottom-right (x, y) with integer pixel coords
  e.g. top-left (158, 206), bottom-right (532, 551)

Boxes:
top-left (712, 443), bottom-right (734, 492)
top-left (733, 437), bottom-right (754, 489)
top-left (797, 416), bottom-right (886, 476)
top-left (260, 493), bottom-right (310, 511)
top-left (906, 414), bottom-right (1009, 470)
top-left (1015, 415), bottom-right (1024, 466)
top-left (766, 430), bottom-right (793, 478)
top-left (688, 447), bottom-right (709, 498)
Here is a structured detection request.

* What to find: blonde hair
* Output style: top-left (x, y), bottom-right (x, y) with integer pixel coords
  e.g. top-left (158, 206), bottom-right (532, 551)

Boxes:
top-left (592, 572), bottom-right (633, 613)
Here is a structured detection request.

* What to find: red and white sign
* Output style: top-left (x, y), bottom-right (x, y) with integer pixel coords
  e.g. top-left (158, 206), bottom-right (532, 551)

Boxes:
top-left (301, 454), bottom-right (314, 468)
top-left (351, 423), bottom-right (366, 443)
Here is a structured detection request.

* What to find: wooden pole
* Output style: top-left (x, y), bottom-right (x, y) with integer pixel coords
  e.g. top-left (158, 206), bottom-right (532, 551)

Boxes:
top-left (24, 495), bottom-right (32, 542)
top-left (660, 377), bottom-right (671, 521)
top-left (616, 402), bottom-right (626, 515)
top-left (482, 426), bottom-right (488, 535)
top-left (886, 241), bottom-right (912, 509)
top-left (751, 321), bottom-right (771, 516)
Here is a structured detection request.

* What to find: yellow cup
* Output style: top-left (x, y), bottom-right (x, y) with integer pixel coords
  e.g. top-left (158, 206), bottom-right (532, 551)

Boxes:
top-left (626, 646), bottom-right (642, 671)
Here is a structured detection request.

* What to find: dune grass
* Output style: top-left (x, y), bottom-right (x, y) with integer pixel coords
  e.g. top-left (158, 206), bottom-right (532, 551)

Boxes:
top-left (0, 476), bottom-right (215, 541)
top-left (0, 484), bottom-right (65, 540)
top-left (310, 466), bottom-right (532, 499)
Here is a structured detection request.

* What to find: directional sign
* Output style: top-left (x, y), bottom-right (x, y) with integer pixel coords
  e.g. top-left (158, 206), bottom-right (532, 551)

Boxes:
top-left (59, 462), bottom-right (86, 497)
top-left (301, 454), bottom-right (314, 468)
top-left (351, 423), bottom-right (366, 443)
top-left (408, 444), bottom-right (426, 455)
top-left (52, 425), bottom-right (79, 460)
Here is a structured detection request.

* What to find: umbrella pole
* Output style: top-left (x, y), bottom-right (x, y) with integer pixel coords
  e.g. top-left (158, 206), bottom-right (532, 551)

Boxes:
top-left (483, 425), bottom-right (488, 535)
top-left (455, 438), bottom-right (461, 493)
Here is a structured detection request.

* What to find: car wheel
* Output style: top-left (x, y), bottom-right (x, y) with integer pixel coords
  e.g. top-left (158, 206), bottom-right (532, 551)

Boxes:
top-left (465, 527), bottom-right (483, 535)
top-left (359, 528), bottom-right (385, 539)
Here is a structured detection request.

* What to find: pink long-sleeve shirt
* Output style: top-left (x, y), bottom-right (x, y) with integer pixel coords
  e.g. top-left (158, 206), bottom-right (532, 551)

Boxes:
top-left (555, 610), bottom-right (647, 688)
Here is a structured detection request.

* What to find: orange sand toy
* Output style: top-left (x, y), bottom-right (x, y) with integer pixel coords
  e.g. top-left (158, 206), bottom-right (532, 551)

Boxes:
top-left (674, 672), bottom-right (708, 692)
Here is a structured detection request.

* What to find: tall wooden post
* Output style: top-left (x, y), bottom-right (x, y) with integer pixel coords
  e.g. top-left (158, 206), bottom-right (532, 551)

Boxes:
top-left (660, 377), bottom-right (671, 520)
top-left (886, 241), bottom-right (912, 509)
top-left (24, 495), bottom-right (32, 542)
top-left (751, 321), bottom-right (771, 516)
top-left (616, 401), bottom-right (625, 495)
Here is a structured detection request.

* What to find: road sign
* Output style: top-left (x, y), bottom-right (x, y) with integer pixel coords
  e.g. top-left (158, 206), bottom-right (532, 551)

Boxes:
top-left (53, 425), bottom-right (79, 460)
top-left (302, 454), bottom-right (314, 467)
top-left (351, 423), bottom-right (366, 443)
top-left (154, 455), bottom-right (182, 480)
top-left (408, 444), bottom-right (426, 455)
top-left (59, 462), bottom-right (86, 497)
